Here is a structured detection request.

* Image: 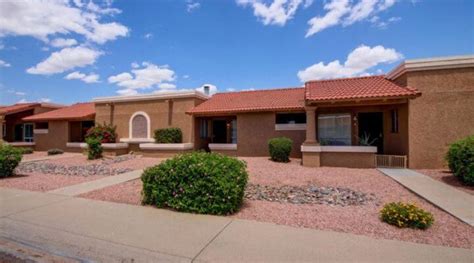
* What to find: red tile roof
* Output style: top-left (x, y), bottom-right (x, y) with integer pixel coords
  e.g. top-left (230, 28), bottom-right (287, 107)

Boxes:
top-left (23, 102), bottom-right (95, 121)
top-left (0, 103), bottom-right (41, 115)
top-left (187, 88), bottom-right (305, 115)
top-left (305, 75), bottom-right (420, 102)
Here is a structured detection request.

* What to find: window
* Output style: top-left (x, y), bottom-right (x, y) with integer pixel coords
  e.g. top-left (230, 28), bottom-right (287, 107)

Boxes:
top-left (36, 122), bottom-right (49, 129)
top-left (318, 113), bottom-right (351, 145)
top-left (23, 123), bottom-right (34, 142)
top-left (275, 113), bottom-right (306, 124)
top-left (390, 109), bottom-right (399, 133)
top-left (199, 119), bottom-right (209, 139)
top-left (231, 119), bottom-right (237, 143)
top-left (129, 112), bottom-right (150, 139)
top-left (2, 123), bottom-right (5, 138)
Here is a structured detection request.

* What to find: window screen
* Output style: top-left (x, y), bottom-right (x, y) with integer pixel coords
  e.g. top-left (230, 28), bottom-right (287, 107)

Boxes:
top-left (318, 113), bottom-right (351, 145)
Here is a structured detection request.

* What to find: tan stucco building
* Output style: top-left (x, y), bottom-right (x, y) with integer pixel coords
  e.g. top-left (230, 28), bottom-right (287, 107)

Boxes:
top-left (6, 55), bottom-right (473, 169)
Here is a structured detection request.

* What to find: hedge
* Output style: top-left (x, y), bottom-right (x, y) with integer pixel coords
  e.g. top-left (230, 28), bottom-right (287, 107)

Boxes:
top-left (446, 135), bottom-right (474, 185)
top-left (268, 137), bottom-right (293, 162)
top-left (142, 152), bottom-right (248, 215)
top-left (0, 144), bottom-right (22, 178)
top-left (154, 128), bottom-right (183, 143)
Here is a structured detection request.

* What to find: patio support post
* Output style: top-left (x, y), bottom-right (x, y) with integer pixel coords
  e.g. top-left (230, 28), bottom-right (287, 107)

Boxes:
top-left (304, 106), bottom-right (318, 145)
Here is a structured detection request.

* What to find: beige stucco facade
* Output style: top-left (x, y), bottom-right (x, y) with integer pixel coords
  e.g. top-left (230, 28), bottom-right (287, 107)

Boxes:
top-left (392, 67), bottom-right (474, 168)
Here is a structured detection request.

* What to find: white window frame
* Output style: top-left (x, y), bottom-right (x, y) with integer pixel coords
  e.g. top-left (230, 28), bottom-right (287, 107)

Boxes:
top-left (129, 111), bottom-right (151, 140)
top-left (23, 123), bottom-right (34, 142)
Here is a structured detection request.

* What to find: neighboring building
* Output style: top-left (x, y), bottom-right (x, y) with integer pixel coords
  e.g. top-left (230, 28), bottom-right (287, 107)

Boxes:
top-left (12, 55), bottom-right (474, 168)
top-left (1, 103), bottom-right (63, 146)
top-left (22, 103), bottom-right (95, 151)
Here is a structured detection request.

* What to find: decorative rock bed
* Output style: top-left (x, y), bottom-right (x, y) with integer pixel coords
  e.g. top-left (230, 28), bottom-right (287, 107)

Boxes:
top-left (15, 155), bottom-right (137, 176)
top-left (245, 184), bottom-right (377, 206)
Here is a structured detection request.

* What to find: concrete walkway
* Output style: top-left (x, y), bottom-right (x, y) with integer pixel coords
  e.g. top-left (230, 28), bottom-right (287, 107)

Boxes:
top-left (0, 188), bottom-right (472, 262)
top-left (48, 169), bottom-right (143, 196)
top-left (379, 168), bottom-right (474, 226)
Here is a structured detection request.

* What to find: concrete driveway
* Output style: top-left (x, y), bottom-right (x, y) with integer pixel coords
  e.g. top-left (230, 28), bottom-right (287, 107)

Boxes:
top-left (0, 187), bottom-right (472, 262)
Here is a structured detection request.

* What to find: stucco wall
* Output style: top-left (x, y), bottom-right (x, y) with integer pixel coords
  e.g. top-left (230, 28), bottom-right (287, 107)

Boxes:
top-left (401, 68), bottom-right (474, 168)
top-left (236, 112), bottom-right (305, 157)
top-left (34, 121), bottom-right (69, 151)
top-left (95, 97), bottom-right (204, 143)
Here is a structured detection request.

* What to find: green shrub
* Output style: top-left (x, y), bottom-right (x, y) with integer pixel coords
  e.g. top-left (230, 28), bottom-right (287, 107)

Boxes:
top-left (153, 128), bottom-right (183, 143)
top-left (86, 138), bottom-right (102, 160)
top-left (18, 147), bottom-right (33, 154)
top-left (0, 144), bottom-right (22, 178)
top-left (85, 123), bottom-right (117, 143)
top-left (446, 135), bottom-right (474, 185)
top-left (380, 202), bottom-right (434, 230)
top-left (47, 148), bottom-right (64, 156)
top-left (268, 137), bottom-right (293, 162)
top-left (142, 152), bottom-right (248, 215)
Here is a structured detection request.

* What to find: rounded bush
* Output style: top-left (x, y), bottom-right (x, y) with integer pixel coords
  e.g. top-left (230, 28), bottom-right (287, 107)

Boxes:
top-left (86, 123), bottom-right (117, 143)
top-left (268, 137), bottom-right (292, 162)
top-left (0, 144), bottom-right (22, 178)
top-left (19, 147), bottom-right (34, 154)
top-left (47, 148), bottom-right (64, 156)
top-left (142, 152), bottom-right (248, 215)
top-left (86, 138), bottom-right (103, 160)
top-left (380, 202), bottom-right (434, 230)
top-left (154, 128), bottom-right (183, 143)
top-left (446, 135), bottom-right (474, 185)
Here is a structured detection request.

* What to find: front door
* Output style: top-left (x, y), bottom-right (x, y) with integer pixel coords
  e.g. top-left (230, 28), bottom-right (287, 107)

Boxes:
top-left (212, 120), bottom-right (228, 143)
top-left (14, 124), bottom-right (23, 141)
top-left (358, 112), bottom-right (383, 153)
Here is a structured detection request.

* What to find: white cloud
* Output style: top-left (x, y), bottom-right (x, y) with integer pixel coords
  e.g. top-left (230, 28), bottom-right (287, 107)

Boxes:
top-left (0, 0), bottom-right (128, 45)
top-left (158, 83), bottom-right (177, 90)
top-left (14, 91), bottom-right (25, 96)
top-left (39, 98), bottom-right (51, 103)
top-left (306, 0), bottom-right (350, 37)
top-left (306, 0), bottom-right (400, 37)
top-left (108, 62), bottom-right (176, 94)
top-left (371, 16), bottom-right (401, 29)
top-left (50, 38), bottom-right (78, 48)
top-left (297, 44), bottom-right (403, 82)
top-left (237, 0), bottom-right (310, 26)
top-left (0, 59), bottom-right (11, 67)
top-left (26, 46), bottom-right (102, 75)
top-left (196, 84), bottom-right (218, 95)
top-left (186, 1), bottom-right (201, 12)
top-left (65, 71), bottom-right (100, 83)
top-left (17, 98), bottom-right (28, 103)
top-left (131, 62), bottom-right (140, 68)
top-left (182, 75), bottom-right (190, 79)
top-left (117, 88), bottom-right (138, 96)
top-left (144, 33), bottom-right (153, 39)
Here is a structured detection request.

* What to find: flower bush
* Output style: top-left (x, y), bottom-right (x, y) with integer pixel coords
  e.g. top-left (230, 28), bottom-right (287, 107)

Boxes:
top-left (0, 144), bottom-right (22, 178)
top-left (446, 135), bottom-right (474, 185)
top-left (268, 137), bottom-right (293, 162)
top-left (154, 128), bottom-right (183, 143)
top-left (47, 148), bottom-right (64, 156)
top-left (142, 152), bottom-right (248, 215)
top-left (85, 123), bottom-right (117, 143)
top-left (86, 137), bottom-right (103, 160)
top-left (380, 202), bottom-right (434, 230)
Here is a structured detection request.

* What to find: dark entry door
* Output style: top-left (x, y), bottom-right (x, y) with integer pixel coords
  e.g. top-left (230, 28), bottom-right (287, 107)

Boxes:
top-left (358, 112), bottom-right (383, 153)
top-left (212, 120), bottom-right (227, 143)
top-left (14, 124), bottom-right (23, 141)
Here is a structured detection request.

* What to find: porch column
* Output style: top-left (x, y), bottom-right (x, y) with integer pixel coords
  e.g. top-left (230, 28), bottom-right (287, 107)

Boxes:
top-left (304, 106), bottom-right (318, 145)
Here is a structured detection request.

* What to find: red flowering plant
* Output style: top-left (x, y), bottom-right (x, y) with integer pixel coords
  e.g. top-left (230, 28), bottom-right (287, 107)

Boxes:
top-left (85, 123), bottom-right (117, 143)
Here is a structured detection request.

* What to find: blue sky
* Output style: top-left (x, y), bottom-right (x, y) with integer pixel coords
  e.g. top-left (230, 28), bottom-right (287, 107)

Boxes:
top-left (0, 0), bottom-right (472, 105)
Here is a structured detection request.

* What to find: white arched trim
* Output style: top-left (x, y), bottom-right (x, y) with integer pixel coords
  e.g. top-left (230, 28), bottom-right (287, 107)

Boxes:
top-left (129, 111), bottom-right (151, 140)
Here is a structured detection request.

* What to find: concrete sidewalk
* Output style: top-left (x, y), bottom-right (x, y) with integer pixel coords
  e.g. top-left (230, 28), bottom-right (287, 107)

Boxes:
top-left (0, 188), bottom-right (472, 262)
top-left (379, 168), bottom-right (474, 226)
top-left (48, 169), bottom-right (143, 196)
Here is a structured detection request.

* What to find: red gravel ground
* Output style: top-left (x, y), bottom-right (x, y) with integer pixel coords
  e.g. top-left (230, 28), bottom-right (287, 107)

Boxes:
top-left (417, 169), bottom-right (474, 195)
top-left (0, 155), bottom-right (163, 192)
top-left (80, 157), bottom-right (473, 249)
top-left (21, 152), bottom-right (81, 161)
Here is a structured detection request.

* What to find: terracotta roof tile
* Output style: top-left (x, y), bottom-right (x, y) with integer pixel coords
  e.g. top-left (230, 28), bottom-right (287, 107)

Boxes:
top-left (187, 88), bottom-right (305, 115)
top-left (23, 102), bottom-right (95, 121)
top-left (305, 75), bottom-right (420, 102)
top-left (0, 103), bottom-right (41, 115)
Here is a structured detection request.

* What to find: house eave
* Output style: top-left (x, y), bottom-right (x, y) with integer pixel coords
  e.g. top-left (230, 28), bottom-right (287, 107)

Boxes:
top-left (93, 90), bottom-right (209, 104)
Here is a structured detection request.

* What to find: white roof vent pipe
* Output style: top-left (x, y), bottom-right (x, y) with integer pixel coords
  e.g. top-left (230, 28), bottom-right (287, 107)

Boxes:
top-left (203, 85), bottom-right (210, 95)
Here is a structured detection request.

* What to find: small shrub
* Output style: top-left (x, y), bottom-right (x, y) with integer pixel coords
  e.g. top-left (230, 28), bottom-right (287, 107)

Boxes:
top-left (380, 202), bottom-right (434, 230)
top-left (0, 144), bottom-right (22, 178)
top-left (268, 137), bottom-right (292, 162)
top-left (446, 135), bottom-right (474, 185)
top-left (154, 128), bottom-right (183, 143)
top-left (47, 148), bottom-right (64, 156)
top-left (86, 138), bottom-right (102, 160)
top-left (142, 152), bottom-right (248, 215)
top-left (19, 147), bottom-right (34, 154)
top-left (85, 123), bottom-right (117, 143)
